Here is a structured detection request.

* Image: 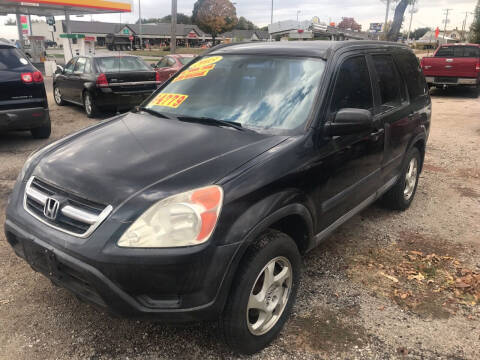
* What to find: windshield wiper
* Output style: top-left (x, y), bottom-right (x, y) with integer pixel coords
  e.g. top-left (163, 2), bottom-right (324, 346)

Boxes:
top-left (176, 116), bottom-right (244, 131)
top-left (137, 107), bottom-right (173, 120)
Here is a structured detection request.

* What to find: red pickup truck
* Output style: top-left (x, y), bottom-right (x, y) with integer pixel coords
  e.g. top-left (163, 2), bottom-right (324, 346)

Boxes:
top-left (420, 44), bottom-right (480, 93)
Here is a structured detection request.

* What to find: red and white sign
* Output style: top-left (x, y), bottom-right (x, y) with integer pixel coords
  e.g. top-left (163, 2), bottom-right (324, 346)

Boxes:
top-left (129, 35), bottom-right (134, 41)
top-left (85, 36), bottom-right (96, 41)
top-left (187, 30), bottom-right (198, 39)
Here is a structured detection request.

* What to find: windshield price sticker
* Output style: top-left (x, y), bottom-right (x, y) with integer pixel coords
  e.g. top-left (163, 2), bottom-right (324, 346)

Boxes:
top-left (148, 93), bottom-right (189, 109)
top-left (172, 56), bottom-right (223, 83)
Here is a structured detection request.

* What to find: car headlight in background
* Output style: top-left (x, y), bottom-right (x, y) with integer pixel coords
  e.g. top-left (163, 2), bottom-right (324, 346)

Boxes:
top-left (118, 185), bottom-right (223, 248)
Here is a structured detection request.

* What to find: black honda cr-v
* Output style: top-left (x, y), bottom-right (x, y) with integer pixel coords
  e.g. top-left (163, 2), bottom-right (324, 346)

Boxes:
top-left (5, 41), bottom-right (431, 354)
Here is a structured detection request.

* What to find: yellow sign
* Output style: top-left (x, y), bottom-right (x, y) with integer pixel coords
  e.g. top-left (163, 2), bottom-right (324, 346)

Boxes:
top-left (173, 64), bottom-right (216, 83)
top-left (148, 93), bottom-right (188, 109)
top-left (172, 56), bottom-right (223, 83)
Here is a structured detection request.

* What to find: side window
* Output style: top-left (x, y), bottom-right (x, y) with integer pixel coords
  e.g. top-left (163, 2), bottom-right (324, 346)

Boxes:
top-left (371, 55), bottom-right (403, 111)
top-left (73, 57), bottom-right (86, 74)
top-left (396, 52), bottom-right (428, 101)
top-left (64, 58), bottom-right (77, 74)
top-left (330, 56), bottom-right (373, 114)
top-left (84, 58), bottom-right (92, 74)
top-left (157, 57), bottom-right (169, 68)
top-left (167, 57), bottom-right (176, 66)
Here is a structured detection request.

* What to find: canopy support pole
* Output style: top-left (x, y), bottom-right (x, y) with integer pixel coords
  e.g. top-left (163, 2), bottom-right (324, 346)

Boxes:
top-left (15, 11), bottom-right (24, 50)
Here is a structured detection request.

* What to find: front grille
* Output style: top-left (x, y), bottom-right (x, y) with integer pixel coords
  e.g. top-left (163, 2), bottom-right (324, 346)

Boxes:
top-left (24, 177), bottom-right (112, 238)
top-left (435, 77), bottom-right (458, 84)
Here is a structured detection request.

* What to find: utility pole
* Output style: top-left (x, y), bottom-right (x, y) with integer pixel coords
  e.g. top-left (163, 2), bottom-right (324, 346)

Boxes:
top-left (138, 0), bottom-right (143, 50)
top-left (171, 0), bottom-right (177, 54)
top-left (271, 0), bottom-right (273, 25)
top-left (406, 0), bottom-right (416, 42)
top-left (442, 8), bottom-right (452, 40)
top-left (297, 10), bottom-right (301, 22)
top-left (461, 11), bottom-right (474, 42)
top-left (384, 0), bottom-right (391, 37)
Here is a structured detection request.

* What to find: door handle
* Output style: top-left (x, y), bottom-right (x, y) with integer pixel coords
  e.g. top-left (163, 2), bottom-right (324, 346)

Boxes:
top-left (370, 128), bottom-right (384, 137)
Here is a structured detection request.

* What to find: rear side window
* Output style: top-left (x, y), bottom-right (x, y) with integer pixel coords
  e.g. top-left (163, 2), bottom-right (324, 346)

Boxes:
top-left (371, 55), bottom-right (405, 111)
top-left (95, 57), bottom-right (150, 72)
top-left (396, 52), bottom-right (428, 101)
top-left (0, 47), bottom-right (30, 70)
top-left (330, 56), bottom-right (373, 113)
top-left (436, 46), bottom-right (480, 57)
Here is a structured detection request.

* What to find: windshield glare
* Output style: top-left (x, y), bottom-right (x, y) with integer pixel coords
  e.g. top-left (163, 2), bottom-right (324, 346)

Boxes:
top-left (96, 56), bottom-right (150, 72)
top-left (145, 55), bottom-right (325, 133)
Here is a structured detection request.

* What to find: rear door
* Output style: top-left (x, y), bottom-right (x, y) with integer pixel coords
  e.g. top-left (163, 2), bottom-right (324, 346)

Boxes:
top-left (0, 45), bottom-right (46, 111)
top-left (156, 56), bottom-right (177, 82)
top-left (367, 52), bottom-right (411, 184)
top-left (429, 46), bottom-right (480, 78)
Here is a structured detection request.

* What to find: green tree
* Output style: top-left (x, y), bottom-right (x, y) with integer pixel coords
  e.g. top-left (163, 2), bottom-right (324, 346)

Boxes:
top-left (234, 16), bottom-right (257, 30)
top-left (192, 0), bottom-right (238, 43)
top-left (411, 27), bottom-right (430, 40)
top-left (470, 0), bottom-right (480, 44)
top-left (5, 18), bottom-right (16, 25)
top-left (160, 13), bottom-right (192, 24)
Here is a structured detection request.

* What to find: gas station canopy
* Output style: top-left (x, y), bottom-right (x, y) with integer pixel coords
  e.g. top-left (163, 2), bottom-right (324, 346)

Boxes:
top-left (0, 0), bottom-right (132, 16)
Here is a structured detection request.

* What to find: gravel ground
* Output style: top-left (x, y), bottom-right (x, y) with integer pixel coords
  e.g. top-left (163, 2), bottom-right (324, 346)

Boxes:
top-left (0, 81), bottom-right (479, 360)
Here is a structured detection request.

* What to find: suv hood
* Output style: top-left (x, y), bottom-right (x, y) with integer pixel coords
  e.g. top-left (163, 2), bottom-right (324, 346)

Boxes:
top-left (33, 112), bottom-right (286, 207)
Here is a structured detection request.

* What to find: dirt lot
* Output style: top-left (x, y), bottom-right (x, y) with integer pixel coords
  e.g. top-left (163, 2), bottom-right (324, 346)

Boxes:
top-left (0, 81), bottom-right (479, 360)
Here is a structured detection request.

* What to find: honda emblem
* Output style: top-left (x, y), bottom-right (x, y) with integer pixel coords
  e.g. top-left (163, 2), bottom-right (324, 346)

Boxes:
top-left (44, 197), bottom-right (60, 220)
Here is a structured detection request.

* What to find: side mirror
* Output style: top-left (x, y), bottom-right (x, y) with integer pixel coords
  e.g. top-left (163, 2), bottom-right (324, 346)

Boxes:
top-left (326, 108), bottom-right (373, 136)
top-left (150, 63), bottom-right (157, 69)
top-left (55, 65), bottom-right (64, 74)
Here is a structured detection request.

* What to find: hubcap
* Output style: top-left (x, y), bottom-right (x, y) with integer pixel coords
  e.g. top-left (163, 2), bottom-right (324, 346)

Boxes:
top-left (54, 88), bottom-right (61, 103)
top-left (404, 157), bottom-right (418, 200)
top-left (85, 95), bottom-right (92, 114)
top-left (246, 256), bottom-right (292, 336)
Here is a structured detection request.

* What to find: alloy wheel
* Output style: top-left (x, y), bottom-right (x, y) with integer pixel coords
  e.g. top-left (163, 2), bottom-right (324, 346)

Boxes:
top-left (246, 256), bottom-right (292, 336)
top-left (54, 87), bottom-right (62, 104)
top-left (404, 157), bottom-right (418, 201)
top-left (84, 94), bottom-right (92, 115)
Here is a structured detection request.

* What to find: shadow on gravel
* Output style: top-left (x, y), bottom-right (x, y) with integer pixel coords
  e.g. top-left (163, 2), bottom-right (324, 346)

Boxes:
top-left (429, 86), bottom-right (479, 99)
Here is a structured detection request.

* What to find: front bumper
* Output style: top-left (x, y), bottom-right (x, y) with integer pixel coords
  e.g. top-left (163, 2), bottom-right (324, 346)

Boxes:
top-left (425, 76), bottom-right (478, 86)
top-left (0, 107), bottom-right (50, 131)
top-left (5, 206), bottom-right (240, 321)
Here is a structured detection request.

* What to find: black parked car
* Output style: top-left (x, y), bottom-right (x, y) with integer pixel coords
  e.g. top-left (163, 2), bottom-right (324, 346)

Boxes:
top-left (53, 55), bottom-right (160, 117)
top-left (5, 41), bottom-right (431, 354)
top-left (0, 39), bottom-right (51, 138)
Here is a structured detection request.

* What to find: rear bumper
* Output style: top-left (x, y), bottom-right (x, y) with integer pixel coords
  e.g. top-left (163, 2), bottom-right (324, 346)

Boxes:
top-left (425, 76), bottom-right (478, 86)
top-left (0, 107), bottom-right (50, 131)
top-left (94, 88), bottom-right (155, 110)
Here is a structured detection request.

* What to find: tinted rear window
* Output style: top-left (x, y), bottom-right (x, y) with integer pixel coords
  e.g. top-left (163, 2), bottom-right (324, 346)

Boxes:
top-left (435, 46), bottom-right (480, 58)
top-left (95, 56), bottom-right (150, 72)
top-left (396, 52), bottom-right (428, 101)
top-left (0, 47), bottom-right (30, 70)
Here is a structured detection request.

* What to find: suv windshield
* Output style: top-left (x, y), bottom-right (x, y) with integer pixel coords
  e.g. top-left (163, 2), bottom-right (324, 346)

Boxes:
top-left (144, 55), bottom-right (325, 133)
top-left (95, 56), bottom-right (151, 72)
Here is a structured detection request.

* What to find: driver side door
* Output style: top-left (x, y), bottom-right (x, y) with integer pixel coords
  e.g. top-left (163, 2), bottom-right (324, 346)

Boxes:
top-left (316, 54), bottom-right (385, 229)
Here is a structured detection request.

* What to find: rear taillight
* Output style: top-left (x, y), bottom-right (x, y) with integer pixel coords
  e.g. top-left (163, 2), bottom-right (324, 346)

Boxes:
top-left (96, 73), bottom-right (109, 87)
top-left (21, 71), bottom-right (44, 84)
top-left (476, 62), bottom-right (480, 72)
top-left (21, 73), bottom-right (33, 83)
top-left (155, 71), bottom-right (161, 84)
top-left (32, 71), bottom-right (43, 83)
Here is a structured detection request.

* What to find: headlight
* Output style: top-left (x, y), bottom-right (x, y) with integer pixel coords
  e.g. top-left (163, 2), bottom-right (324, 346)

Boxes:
top-left (118, 185), bottom-right (223, 248)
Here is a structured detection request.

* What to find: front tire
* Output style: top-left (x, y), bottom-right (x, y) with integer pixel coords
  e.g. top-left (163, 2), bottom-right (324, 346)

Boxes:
top-left (381, 147), bottom-right (422, 211)
top-left (220, 230), bottom-right (302, 354)
top-left (83, 91), bottom-right (98, 118)
top-left (53, 86), bottom-right (65, 106)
